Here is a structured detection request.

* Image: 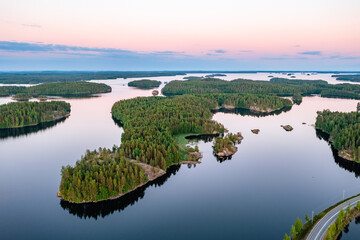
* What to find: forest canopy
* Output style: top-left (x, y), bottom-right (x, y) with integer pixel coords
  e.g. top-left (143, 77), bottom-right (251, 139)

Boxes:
top-left (0, 81), bottom-right (111, 98)
top-left (332, 74), bottom-right (360, 82)
top-left (128, 79), bottom-right (161, 89)
top-left (162, 78), bottom-right (360, 100)
top-left (316, 110), bottom-right (360, 162)
top-left (0, 101), bottom-right (70, 129)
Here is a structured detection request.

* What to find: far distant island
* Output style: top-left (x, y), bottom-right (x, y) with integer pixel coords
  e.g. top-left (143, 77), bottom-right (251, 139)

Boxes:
top-left (128, 79), bottom-right (161, 89)
top-left (332, 74), bottom-right (360, 82)
top-left (0, 81), bottom-right (111, 98)
top-left (316, 110), bottom-right (360, 162)
top-left (0, 101), bottom-right (71, 129)
top-left (205, 73), bottom-right (227, 78)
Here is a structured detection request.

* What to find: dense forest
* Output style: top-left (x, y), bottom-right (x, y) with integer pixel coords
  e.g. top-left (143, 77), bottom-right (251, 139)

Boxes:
top-left (0, 101), bottom-right (70, 129)
top-left (316, 110), bottom-right (360, 162)
top-left (59, 147), bottom-right (148, 203)
top-left (60, 93), bottom-right (292, 202)
top-left (0, 82), bottom-right (111, 98)
top-left (332, 74), bottom-right (360, 82)
top-left (0, 71), bottom-right (185, 84)
top-left (162, 78), bottom-right (360, 100)
top-left (128, 79), bottom-right (161, 89)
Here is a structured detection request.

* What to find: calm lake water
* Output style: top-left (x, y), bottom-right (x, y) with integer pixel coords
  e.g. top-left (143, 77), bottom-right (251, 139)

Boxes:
top-left (1, 73), bottom-right (360, 239)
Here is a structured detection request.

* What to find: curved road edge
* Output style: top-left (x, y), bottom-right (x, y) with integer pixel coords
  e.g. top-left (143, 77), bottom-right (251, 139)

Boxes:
top-left (306, 195), bottom-right (360, 240)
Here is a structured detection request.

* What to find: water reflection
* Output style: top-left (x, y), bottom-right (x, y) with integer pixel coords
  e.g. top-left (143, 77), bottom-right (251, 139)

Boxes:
top-left (211, 106), bottom-right (292, 117)
top-left (60, 165), bottom-right (180, 220)
top-left (0, 117), bottom-right (68, 140)
top-left (316, 130), bottom-right (360, 178)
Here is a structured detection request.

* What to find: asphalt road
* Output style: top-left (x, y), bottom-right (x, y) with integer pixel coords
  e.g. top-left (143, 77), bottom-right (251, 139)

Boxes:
top-left (306, 195), bottom-right (360, 240)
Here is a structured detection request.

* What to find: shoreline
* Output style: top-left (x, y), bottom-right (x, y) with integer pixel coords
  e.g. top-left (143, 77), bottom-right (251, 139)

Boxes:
top-left (0, 113), bottom-right (70, 130)
top-left (58, 161), bottom-right (166, 204)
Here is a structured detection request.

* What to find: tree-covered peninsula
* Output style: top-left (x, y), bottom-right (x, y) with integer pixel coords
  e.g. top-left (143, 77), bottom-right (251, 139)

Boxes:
top-left (59, 93), bottom-right (292, 203)
top-left (316, 110), bottom-right (360, 162)
top-left (162, 78), bottom-right (360, 100)
top-left (0, 101), bottom-right (70, 129)
top-left (213, 132), bottom-right (243, 158)
top-left (59, 147), bottom-right (159, 203)
top-left (128, 79), bottom-right (161, 89)
top-left (0, 81), bottom-right (111, 98)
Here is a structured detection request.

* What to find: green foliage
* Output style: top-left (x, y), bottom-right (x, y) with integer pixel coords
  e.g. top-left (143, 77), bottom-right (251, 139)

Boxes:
top-left (316, 110), bottom-right (360, 161)
top-left (292, 93), bottom-right (303, 105)
top-left (291, 225), bottom-right (297, 238)
top-left (332, 74), bottom-right (360, 82)
top-left (213, 132), bottom-right (242, 154)
top-left (295, 217), bottom-right (303, 233)
top-left (0, 71), bottom-right (185, 84)
top-left (0, 81), bottom-right (112, 97)
top-left (0, 101), bottom-right (70, 129)
top-left (162, 77), bottom-right (360, 100)
top-left (59, 147), bottom-right (148, 203)
top-left (12, 93), bottom-right (30, 101)
top-left (283, 233), bottom-right (291, 240)
top-left (128, 79), bottom-right (161, 89)
top-left (112, 95), bottom-right (226, 169)
top-left (305, 214), bottom-right (310, 222)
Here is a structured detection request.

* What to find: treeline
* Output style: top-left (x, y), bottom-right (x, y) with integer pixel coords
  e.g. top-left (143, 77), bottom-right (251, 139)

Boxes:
top-left (0, 71), bottom-right (186, 84)
top-left (200, 93), bottom-right (292, 113)
top-left (0, 82), bottom-right (111, 98)
top-left (128, 79), bottom-right (161, 89)
top-left (59, 147), bottom-right (148, 203)
top-left (316, 110), bottom-right (360, 161)
top-left (0, 101), bottom-right (70, 129)
top-left (162, 77), bottom-right (360, 100)
top-left (326, 203), bottom-right (360, 240)
top-left (332, 74), bottom-right (360, 82)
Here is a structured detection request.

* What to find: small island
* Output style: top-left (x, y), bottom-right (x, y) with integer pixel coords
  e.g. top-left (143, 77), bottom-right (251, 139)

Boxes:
top-left (213, 132), bottom-right (243, 158)
top-left (204, 74), bottom-right (227, 77)
top-left (12, 93), bottom-right (30, 101)
top-left (251, 129), bottom-right (260, 134)
top-left (281, 125), bottom-right (293, 131)
top-left (128, 79), bottom-right (161, 89)
top-left (332, 74), bottom-right (360, 82)
top-left (316, 110), bottom-right (360, 162)
top-left (0, 101), bottom-right (71, 129)
top-left (152, 90), bottom-right (159, 96)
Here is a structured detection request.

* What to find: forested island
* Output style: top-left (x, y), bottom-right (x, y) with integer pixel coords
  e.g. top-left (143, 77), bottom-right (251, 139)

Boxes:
top-left (59, 93), bottom-right (292, 203)
top-left (316, 110), bottom-right (360, 162)
top-left (0, 71), bottom-right (185, 84)
top-left (0, 82), bottom-right (111, 98)
top-left (0, 101), bottom-right (70, 129)
top-left (213, 132), bottom-right (243, 158)
top-left (162, 77), bottom-right (360, 101)
top-left (205, 74), bottom-right (227, 77)
top-left (128, 79), bottom-right (161, 89)
top-left (332, 74), bottom-right (360, 82)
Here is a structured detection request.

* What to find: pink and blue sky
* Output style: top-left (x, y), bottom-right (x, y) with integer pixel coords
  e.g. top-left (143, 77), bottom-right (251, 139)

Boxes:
top-left (0, 0), bottom-right (359, 71)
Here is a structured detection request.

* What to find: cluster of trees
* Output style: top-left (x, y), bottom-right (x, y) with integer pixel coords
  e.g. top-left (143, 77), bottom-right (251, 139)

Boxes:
top-left (326, 202), bottom-right (360, 240)
top-left (199, 93), bottom-right (292, 112)
top-left (12, 93), bottom-right (30, 101)
top-left (112, 94), bottom-right (291, 169)
top-left (213, 132), bottom-right (242, 154)
top-left (0, 101), bottom-right (70, 129)
top-left (162, 77), bottom-right (360, 100)
top-left (332, 74), bottom-right (360, 82)
top-left (59, 147), bottom-right (148, 203)
top-left (283, 217), bottom-right (303, 240)
top-left (111, 95), bottom-right (226, 169)
top-left (0, 82), bottom-right (111, 98)
top-left (316, 110), bottom-right (360, 161)
top-left (0, 71), bottom-right (185, 84)
top-left (128, 79), bottom-right (161, 89)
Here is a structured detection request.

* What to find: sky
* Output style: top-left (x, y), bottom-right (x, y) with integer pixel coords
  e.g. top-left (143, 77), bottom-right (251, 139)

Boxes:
top-left (0, 0), bottom-right (359, 71)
